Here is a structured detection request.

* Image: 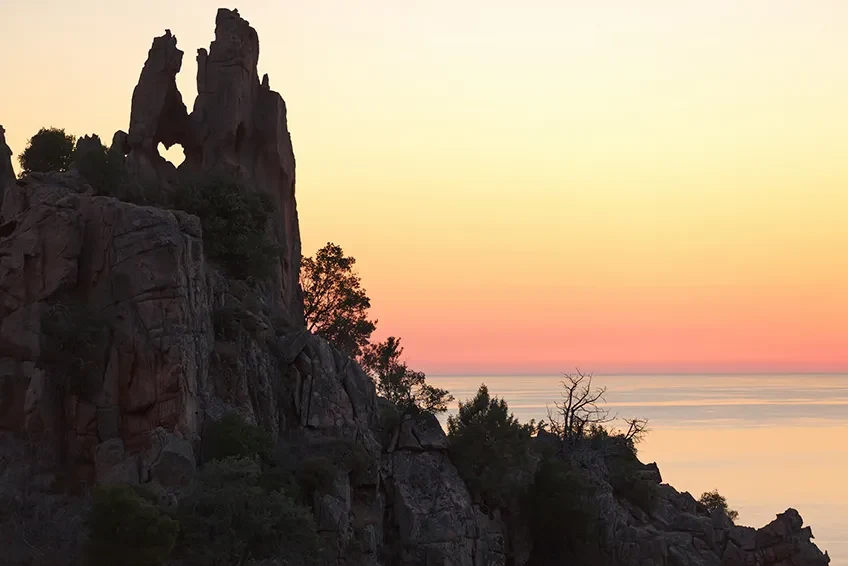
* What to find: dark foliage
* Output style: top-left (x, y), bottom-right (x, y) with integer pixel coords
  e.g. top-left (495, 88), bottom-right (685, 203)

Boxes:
top-left (360, 336), bottom-right (453, 415)
top-left (203, 413), bottom-right (274, 464)
top-left (73, 136), bottom-right (126, 193)
top-left (447, 384), bottom-right (538, 509)
top-left (38, 300), bottom-right (110, 397)
top-left (300, 242), bottom-right (376, 358)
top-left (87, 485), bottom-right (178, 566)
top-left (169, 180), bottom-right (281, 280)
top-left (18, 127), bottom-right (75, 175)
top-left (604, 440), bottom-right (661, 515)
top-left (525, 458), bottom-right (603, 565)
top-left (699, 489), bottom-right (739, 523)
top-left (175, 457), bottom-right (321, 566)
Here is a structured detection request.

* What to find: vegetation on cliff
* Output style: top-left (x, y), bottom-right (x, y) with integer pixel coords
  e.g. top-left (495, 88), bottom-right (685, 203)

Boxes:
top-left (300, 242), bottom-right (376, 358)
top-left (17, 127), bottom-right (75, 175)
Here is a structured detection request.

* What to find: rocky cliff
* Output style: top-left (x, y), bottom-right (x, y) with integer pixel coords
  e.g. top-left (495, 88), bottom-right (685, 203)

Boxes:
top-left (0, 8), bottom-right (832, 566)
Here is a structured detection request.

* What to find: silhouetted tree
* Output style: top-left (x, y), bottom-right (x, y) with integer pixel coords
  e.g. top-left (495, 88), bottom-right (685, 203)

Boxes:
top-left (18, 127), bottom-right (75, 175)
top-left (699, 489), bottom-right (739, 523)
top-left (360, 336), bottom-right (452, 414)
top-left (547, 370), bottom-right (614, 445)
top-left (621, 417), bottom-right (650, 446)
top-left (447, 384), bottom-right (539, 508)
top-left (300, 242), bottom-right (376, 358)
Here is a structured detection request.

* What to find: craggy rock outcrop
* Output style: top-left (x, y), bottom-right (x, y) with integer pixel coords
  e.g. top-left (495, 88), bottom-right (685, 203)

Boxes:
top-left (722, 509), bottom-right (831, 566)
top-left (0, 125), bottom-right (14, 208)
top-left (125, 30), bottom-right (189, 184)
top-left (122, 8), bottom-right (302, 328)
top-left (569, 444), bottom-right (831, 566)
top-left (187, 9), bottom-right (302, 328)
top-left (0, 173), bottom-right (210, 483)
top-left (382, 413), bottom-right (504, 566)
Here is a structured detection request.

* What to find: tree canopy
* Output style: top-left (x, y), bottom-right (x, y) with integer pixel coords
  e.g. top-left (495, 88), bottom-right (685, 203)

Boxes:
top-left (447, 384), bottom-right (539, 508)
top-left (300, 242), bottom-right (376, 359)
top-left (360, 336), bottom-right (453, 414)
top-left (698, 489), bottom-right (739, 523)
top-left (18, 127), bottom-right (76, 175)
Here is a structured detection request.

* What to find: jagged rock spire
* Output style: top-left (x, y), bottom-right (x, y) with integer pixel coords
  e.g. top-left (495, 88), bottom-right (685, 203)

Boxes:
top-left (0, 125), bottom-right (14, 209)
top-left (125, 29), bottom-right (189, 183)
top-left (120, 8), bottom-right (303, 327)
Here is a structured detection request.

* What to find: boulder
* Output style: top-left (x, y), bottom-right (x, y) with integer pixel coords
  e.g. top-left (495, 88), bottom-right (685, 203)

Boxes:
top-left (148, 434), bottom-right (196, 487)
top-left (397, 412), bottom-right (448, 451)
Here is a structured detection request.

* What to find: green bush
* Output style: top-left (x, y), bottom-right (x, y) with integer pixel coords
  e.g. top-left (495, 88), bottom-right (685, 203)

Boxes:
top-left (87, 485), bottom-right (179, 566)
top-left (526, 458), bottom-right (603, 565)
top-left (175, 457), bottom-right (321, 566)
top-left (447, 384), bottom-right (538, 509)
top-left (698, 489), bottom-right (739, 523)
top-left (204, 413), bottom-right (273, 464)
top-left (39, 300), bottom-right (110, 396)
top-left (169, 180), bottom-right (281, 280)
top-left (18, 127), bottom-right (76, 175)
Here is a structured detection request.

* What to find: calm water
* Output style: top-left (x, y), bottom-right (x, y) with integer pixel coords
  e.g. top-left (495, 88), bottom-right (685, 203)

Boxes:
top-left (428, 374), bottom-right (848, 565)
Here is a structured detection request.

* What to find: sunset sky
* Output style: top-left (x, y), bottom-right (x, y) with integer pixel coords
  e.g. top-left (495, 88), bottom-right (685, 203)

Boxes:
top-left (1, 1), bottom-right (847, 374)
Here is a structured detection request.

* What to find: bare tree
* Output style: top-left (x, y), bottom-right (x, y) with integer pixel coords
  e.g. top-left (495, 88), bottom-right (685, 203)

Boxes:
top-left (621, 417), bottom-right (650, 445)
top-left (547, 370), bottom-right (614, 444)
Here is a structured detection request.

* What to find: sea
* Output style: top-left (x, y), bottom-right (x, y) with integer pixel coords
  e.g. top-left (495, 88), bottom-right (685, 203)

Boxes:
top-left (428, 373), bottom-right (847, 565)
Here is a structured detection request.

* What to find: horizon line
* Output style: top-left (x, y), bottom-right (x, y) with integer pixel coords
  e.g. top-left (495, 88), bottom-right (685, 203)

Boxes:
top-left (427, 371), bottom-right (848, 378)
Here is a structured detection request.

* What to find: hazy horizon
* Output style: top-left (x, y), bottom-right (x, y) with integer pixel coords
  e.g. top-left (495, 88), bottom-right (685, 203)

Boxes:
top-left (2, 1), bottom-right (847, 375)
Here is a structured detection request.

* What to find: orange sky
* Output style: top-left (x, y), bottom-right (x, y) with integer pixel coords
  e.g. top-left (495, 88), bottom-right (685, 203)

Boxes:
top-left (1, 1), bottom-right (847, 374)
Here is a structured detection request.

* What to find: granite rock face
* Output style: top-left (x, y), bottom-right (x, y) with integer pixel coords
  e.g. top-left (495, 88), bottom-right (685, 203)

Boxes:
top-left (0, 173), bottom-right (210, 482)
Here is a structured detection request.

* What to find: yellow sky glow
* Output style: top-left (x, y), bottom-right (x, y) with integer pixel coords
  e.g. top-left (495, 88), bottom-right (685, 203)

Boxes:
top-left (1, 1), bottom-right (847, 373)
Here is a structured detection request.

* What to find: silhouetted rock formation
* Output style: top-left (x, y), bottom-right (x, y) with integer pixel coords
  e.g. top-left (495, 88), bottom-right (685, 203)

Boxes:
top-left (0, 125), bottom-right (13, 208)
top-left (122, 8), bottom-right (302, 328)
top-left (125, 30), bottom-right (189, 184)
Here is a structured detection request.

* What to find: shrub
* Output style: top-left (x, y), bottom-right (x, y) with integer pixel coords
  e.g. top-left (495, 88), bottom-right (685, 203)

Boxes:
top-left (175, 457), bottom-right (321, 566)
top-left (204, 413), bottom-right (273, 464)
top-left (169, 180), bottom-right (281, 280)
top-left (360, 336), bottom-right (453, 415)
top-left (18, 127), bottom-right (76, 175)
top-left (87, 485), bottom-right (179, 566)
top-left (698, 489), bottom-right (739, 523)
top-left (73, 136), bottom-right (126, 193)
top-left (270, 438), bottom-right (373, 503)
top-left (447, 384), bottom-right (538, 509)
top-left (39, 300), bottom-right (110, 396)
top-left (297, 456), bottom-right (339, 499)
top-left (526, 458), bottom-right (603, 564)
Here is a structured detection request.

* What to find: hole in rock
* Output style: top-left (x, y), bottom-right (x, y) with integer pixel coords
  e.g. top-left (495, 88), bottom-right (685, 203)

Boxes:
top-left (158, 142), bottom-right (185, 167)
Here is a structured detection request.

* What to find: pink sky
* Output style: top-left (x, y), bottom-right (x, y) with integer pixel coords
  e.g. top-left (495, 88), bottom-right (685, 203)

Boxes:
top-left (1, 1), bottom-right (847, 374)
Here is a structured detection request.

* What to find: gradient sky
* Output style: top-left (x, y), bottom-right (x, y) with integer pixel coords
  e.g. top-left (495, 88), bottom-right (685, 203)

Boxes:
top-left (1, 1), bottom-right (847, 374)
